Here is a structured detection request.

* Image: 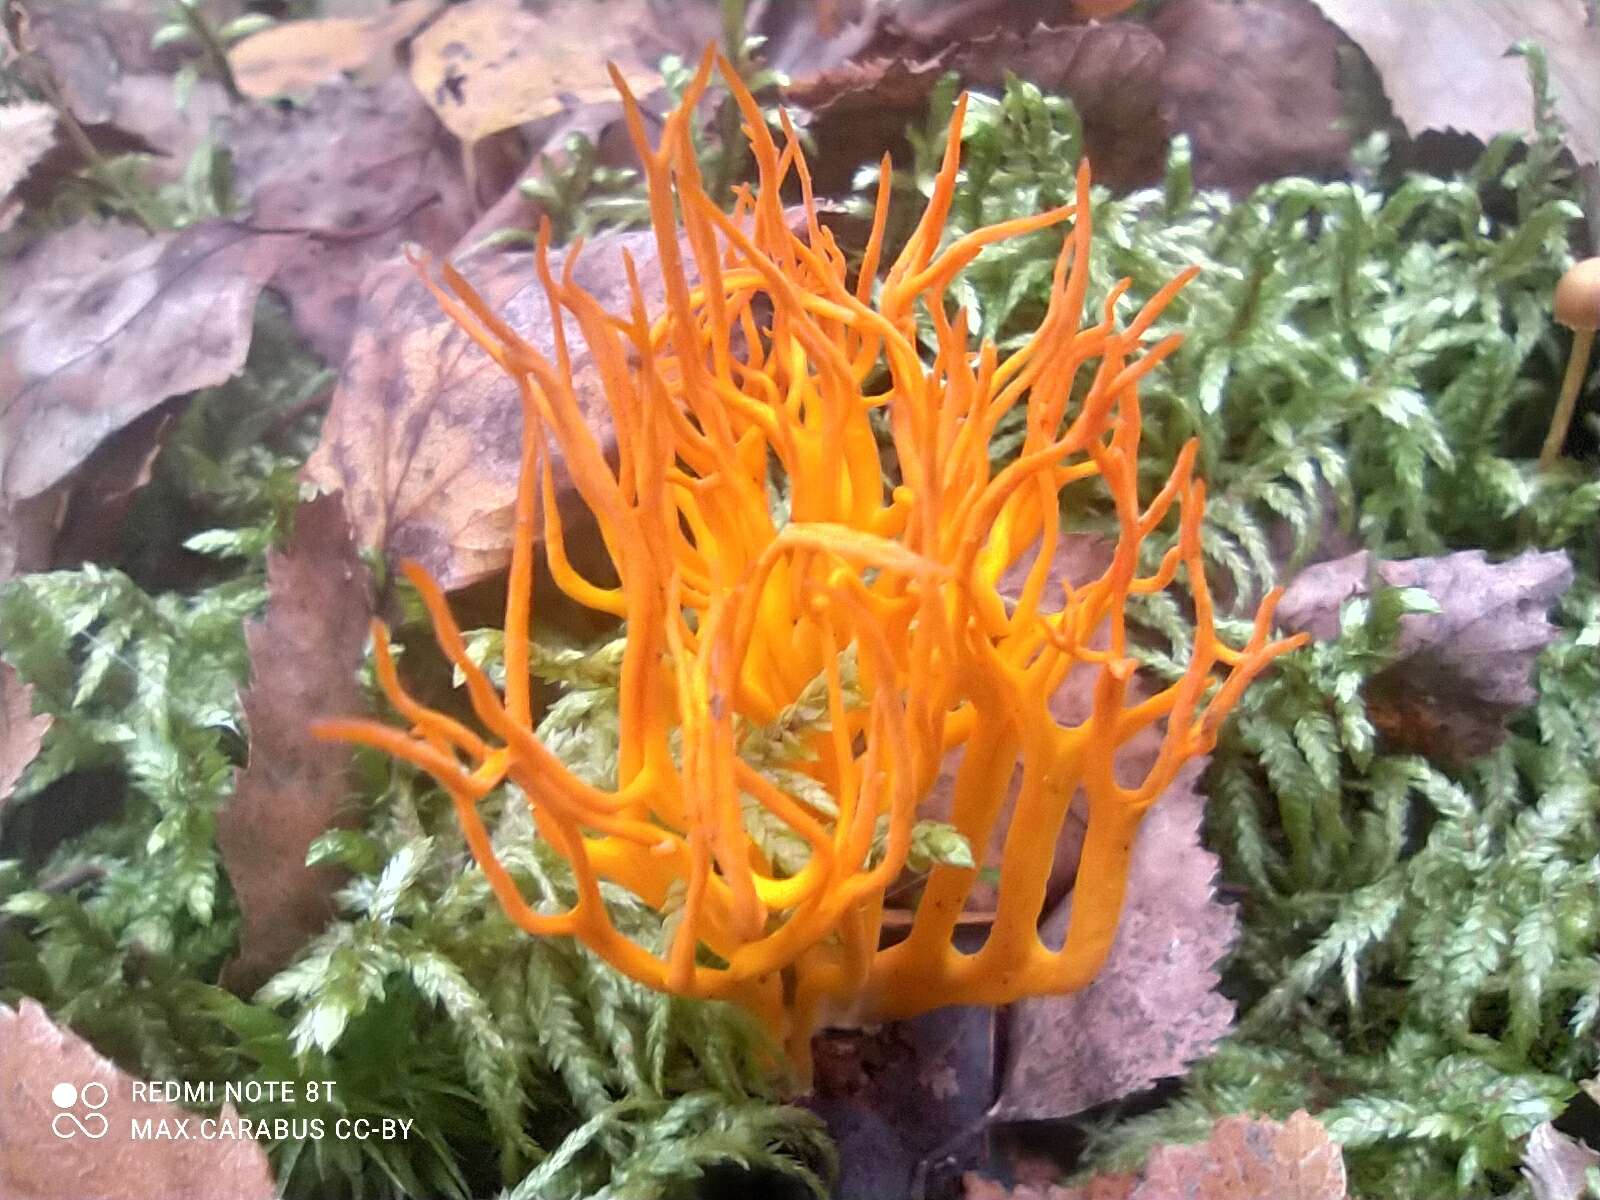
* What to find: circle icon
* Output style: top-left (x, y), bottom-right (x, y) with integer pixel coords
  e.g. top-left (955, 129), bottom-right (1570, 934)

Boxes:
top-left (49, 1080), bottom-right (109, 1139)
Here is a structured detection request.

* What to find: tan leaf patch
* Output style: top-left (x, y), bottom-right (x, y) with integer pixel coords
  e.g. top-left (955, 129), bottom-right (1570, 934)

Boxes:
top-left (216, 493), bottom-right (374, 993)
top-left (1134, 1110), bottom-right (1348, 1200)
top-left (971, 1111), bottom-right (1348, 1200)
top-left (408, 0), bottom-right (656, 145)
top-left (229, 0), bottom-right (440, 97)
top-left (0, 998), bottom-right (277, 1200)
top-left (304, 229), bottom-right (670, 590)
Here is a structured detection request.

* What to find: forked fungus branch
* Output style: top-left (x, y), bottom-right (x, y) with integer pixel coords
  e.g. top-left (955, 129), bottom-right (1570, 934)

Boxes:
top-left (314, 51), bottom-right (1307, 1065)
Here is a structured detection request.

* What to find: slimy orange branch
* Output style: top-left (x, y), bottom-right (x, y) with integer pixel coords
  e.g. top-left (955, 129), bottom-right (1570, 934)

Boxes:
top-left (314, 49), bottom-right (1307, 1063)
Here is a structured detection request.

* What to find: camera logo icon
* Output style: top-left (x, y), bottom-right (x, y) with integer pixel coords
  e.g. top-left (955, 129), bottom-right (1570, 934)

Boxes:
top-left (50, 1081), bottom-right (109, 1140)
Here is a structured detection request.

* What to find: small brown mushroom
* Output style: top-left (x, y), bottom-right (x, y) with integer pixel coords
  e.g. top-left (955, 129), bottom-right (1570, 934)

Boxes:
top-left (1541, 257), bottom-right (1600, 470)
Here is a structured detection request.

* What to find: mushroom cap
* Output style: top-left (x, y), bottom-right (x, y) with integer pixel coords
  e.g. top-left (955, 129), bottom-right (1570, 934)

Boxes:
top-left (1555, 257), bottom-right (1600, 331)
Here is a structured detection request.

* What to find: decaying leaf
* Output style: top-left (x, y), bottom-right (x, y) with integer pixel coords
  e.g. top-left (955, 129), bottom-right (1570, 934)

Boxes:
top-left (408, 0), bottom-right (655, 146)
top-left (787, 21), bottom-right (1167, 194)
top-left (0, 662), bottom-right (51, 810)
top-left (18, 2), bottom-right (165, 128)
top-left (645, 0), bottom-right (880, 83)
top-left (216, 493), bottom-right (374, 993)
top-left (992, 759), bottom-right (1237, 1122)
top-left (228, 0), bottom-right (438, 97)
top-left (305, 229), bottom-right (670, 590)
top-left (0, 998), bottom-right (277, 1200)
top-left (1523, 1123), bottom-right (1600, 1200)
top-left (16, 0), bottom-right (231, 178)
top-left (0, 490), bottom-right (62, 584)
top-left (675, 0), bottom-right (1086, 87)
top-left (1133, 1110), bottom-right (1348, 1200)
top-left (0, 100), bottom-right (56, 227)
top-left (1276, 549), bottom-right (1574, 762)
top-left (1151, 0), bottom-right (1350, 192)
top-left (224, 75), bottom-right (474, 364)
top-left (969, 1110), bottom-right (1348, 1200)
top-left (1307, 0), bottom-right (1600, 166)
top-left (49, 407), bottom-right (174, 569)
top-left (0, 219), bottom-right (300, 507)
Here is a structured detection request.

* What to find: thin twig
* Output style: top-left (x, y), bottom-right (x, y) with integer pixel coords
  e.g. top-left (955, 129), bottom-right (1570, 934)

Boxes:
top-left (176, 1), bottom-right (241, 101)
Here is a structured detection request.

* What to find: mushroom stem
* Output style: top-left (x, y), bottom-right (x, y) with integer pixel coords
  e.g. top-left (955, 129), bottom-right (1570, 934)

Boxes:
top-left (1540, 326), bottom-right (1595, 471)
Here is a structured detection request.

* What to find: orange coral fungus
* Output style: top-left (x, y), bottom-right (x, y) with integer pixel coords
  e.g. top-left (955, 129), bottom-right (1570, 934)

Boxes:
top-left (315, 51), bottom-right (1306, 1063)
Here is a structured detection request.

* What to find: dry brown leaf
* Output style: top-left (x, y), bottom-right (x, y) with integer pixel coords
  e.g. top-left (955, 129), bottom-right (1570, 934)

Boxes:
top-left (20, 3), bottom-right (166, 126)
top-left (1277, 549), bottom-right (1573, 763)
top-left (0, 100), bottom-right (56, 226)
top-left (1137, 1111), bottom-right (1347, 1199)
top-left (642, 0), bottom-right (880, 83)
top-left (18, 1), bottom-right (231, 179)
top-left (0, 490), bottom-right (62, 584)
top-left (224, 75), bottom-right (475, 364)
top-left (409, 0), bottom-right (655, 146)
top-left (49, 407), bottom-right (174, 569)
top-left (1523, 1123), bottom-right (1600, 1200)
top-left (0, 998), bottom-right (277, 1200)
top-left (655, 0), bottom-right (1084, 84)
top-left (0, 219), bottom-right (299, 508)
top-left (1307, 0), bottom-right (1600, 166)
top-left (305, 228), bottom-right (671, 590)
top-left (969, 1112), bottom-right (1346, 1200)
top-left (992, 758), bottom-right (1237, 1122)
top-left (0, 662), bottom-right (51, 810)
top-left (215, 493), bottom-right (373, 993)
top-left (1152, 0), bottom-right (1350, 193)
top-left (787, 21), bottom-right (1167, 194)
top-left (865, 0), bottom-right (1067, 51)
top-left (229, 0), bottom-right (438, 97)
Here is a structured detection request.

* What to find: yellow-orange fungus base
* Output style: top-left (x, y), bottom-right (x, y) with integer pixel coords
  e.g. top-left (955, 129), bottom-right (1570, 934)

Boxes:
top-left (315, 51), bottom-right (1307, 1066)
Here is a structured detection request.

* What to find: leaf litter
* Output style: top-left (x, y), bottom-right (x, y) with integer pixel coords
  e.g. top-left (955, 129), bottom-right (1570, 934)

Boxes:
top-left (304, 228), bottom-right (669, 589)
top-left (1276, 549), bottom-right (1573, 762)
top-left (0, 219), bottom-right (300, 504)
top-left (1307, 0), bottom-right (1600, 165)
top-left (223, 73), bottom-right (476, 363)
top-left (227, 0), bottom-right (438, 98)
top-left (2, 2), bottom-right (1599, 1198)
top-left (216, 492), bottom-right (374, 993)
